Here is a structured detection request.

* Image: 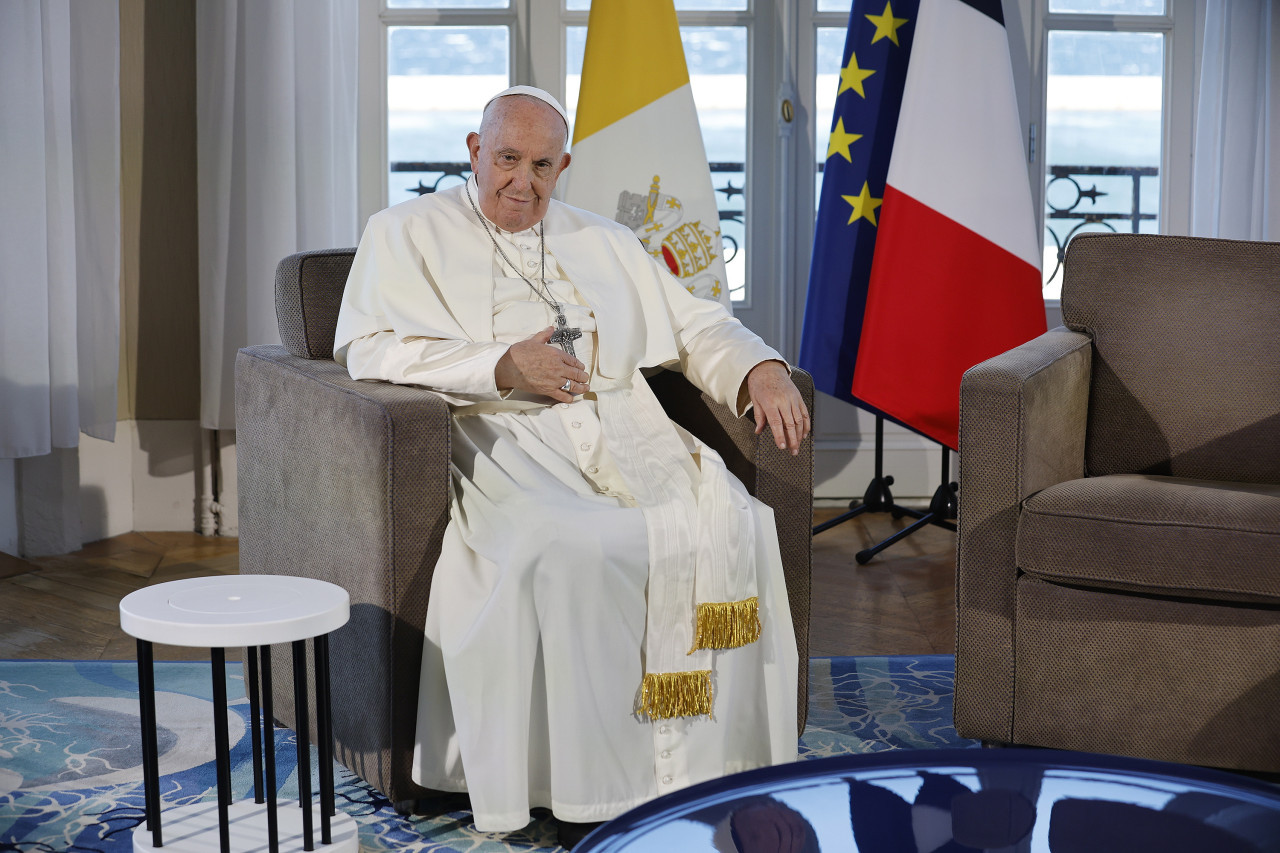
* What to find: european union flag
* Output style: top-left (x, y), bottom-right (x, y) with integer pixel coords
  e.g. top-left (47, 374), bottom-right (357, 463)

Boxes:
top-left (798, 0), bottom-right (918, 410)
top-left (803, 0), bottom-right (1043, 449)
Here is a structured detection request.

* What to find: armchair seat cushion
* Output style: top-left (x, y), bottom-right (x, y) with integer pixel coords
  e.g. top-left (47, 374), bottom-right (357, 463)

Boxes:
top-left (1017, 474), bottom-right (1280, 605)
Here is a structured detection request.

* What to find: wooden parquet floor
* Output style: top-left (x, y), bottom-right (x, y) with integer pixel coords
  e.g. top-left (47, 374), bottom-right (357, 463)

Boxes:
top-left (0, 508), bottom-right (955, 662)
top-left (0, 532), bottom-right (241, 662)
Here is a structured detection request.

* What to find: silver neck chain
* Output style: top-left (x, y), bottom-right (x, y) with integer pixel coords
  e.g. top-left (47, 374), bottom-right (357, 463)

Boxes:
top-left (464, 179), bottom-right (558, 313)
top-left (464, 179), bottom-right (582, 360)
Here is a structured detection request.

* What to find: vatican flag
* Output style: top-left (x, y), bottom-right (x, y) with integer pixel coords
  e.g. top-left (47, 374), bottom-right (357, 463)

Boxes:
top-left (561, 0), bottom-right (732, 309)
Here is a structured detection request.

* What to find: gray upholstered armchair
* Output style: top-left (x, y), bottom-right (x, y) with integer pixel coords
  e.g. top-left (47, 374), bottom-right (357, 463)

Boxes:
top-left (236, 248), bottom-right (814, 806)
top-left (955, 233), bottom-right (1280, 772)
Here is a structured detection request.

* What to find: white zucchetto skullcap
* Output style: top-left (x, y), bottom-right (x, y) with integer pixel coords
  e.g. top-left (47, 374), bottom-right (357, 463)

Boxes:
top-left (483, 85), bottom-right (570, 129)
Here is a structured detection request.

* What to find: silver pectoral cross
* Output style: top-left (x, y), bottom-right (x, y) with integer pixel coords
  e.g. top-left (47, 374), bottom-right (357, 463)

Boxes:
top-left (549, 309), bottom-right (581, 359)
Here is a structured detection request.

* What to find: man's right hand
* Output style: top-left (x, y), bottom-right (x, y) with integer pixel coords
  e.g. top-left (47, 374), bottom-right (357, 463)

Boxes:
top-left (495, 326), bottom-right (589, 403)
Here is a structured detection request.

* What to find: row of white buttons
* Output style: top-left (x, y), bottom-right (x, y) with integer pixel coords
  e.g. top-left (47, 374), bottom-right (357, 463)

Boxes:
top-left (556, 399), bottom-right (619, 496)
top-left (655, 720), bottom-right (684, 788)
top-left (512, 238), bottom-right (545, 273)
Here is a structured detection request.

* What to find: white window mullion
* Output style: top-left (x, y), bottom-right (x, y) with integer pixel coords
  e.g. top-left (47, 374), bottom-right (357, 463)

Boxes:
top-left (772, 0), bottom-right (800, 357)
top-left (1162, 0), bottom-right (1197, 236)
top-left (357, 0), bottom-right (387, 222)
top-left (737, 3), bottom-right (780, 344)
top-left (1031, 0), bottom-right (1195, 302)
top-left (524, 0), bottom-right (563, 101)
top-left (512, 0), bottom-right (532, 88)
top-left (738, 10), bottom-right (766, 320)
top-left (793, 1), bottom-right (848, 361)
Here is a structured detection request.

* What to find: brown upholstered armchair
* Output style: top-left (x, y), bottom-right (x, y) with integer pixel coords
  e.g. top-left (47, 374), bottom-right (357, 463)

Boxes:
top-left (955, 233), bottom-right (1280, 773)
top-left (236, 248), bottom-right (813, 806)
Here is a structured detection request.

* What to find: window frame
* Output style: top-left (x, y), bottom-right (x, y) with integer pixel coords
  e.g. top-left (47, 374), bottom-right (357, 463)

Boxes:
top-left (358, 1), bottom-right (532, 227)
top-left (357, 0), bottom-right (800, 350)
top-left (1026, 0), bottom-right (1197, 309)
top-left (356, 0), bottom-right (1202, 353)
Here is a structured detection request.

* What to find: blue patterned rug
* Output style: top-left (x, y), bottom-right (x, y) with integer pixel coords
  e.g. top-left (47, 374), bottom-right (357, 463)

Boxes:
top-left (0, 656), bottom-right (975, 851)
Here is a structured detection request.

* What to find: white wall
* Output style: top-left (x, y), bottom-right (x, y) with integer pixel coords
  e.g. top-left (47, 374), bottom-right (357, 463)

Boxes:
top-left (813, 397), bottom-right (951, 503)
top-left (77, 426), bottom-right (135, 543)
top-left (1, 419), bottom-right (218, 558)
top-left (78, 419), bottom-right (209, 541)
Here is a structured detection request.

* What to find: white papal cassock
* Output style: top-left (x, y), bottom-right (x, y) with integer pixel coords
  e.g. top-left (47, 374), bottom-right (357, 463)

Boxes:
top-left (333, 178), bottom-right (798, 832)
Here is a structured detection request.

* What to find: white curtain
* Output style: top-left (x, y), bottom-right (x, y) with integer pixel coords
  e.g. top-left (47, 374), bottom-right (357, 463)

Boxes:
top-left (0, 1), bottom-right (120, 459)
top-left (1190, 0), bottom-right (1276, 240)
top-left (197, 0), bottom-right (360, 430)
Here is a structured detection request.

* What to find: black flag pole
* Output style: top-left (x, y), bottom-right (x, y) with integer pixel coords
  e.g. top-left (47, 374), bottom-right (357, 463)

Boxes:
top-left (812, 415), bottom-right (956, 563)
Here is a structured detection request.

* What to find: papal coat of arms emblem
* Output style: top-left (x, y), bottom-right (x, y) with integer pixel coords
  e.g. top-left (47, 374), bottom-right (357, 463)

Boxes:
top-left (615, 175), bottom-right (724, 301)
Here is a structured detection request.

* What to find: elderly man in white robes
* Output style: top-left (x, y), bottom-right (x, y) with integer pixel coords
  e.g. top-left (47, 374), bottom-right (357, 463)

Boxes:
top-left (333, 85), bottom-right (810, 848)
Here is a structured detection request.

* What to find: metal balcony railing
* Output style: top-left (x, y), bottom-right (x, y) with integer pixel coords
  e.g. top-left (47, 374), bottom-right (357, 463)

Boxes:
top-left (389, 160), bottom-right (1159, 287)
top-left (1044, 164), bottom-right (1158, 286)
top-left (391, 160), bottom-right (746, 264)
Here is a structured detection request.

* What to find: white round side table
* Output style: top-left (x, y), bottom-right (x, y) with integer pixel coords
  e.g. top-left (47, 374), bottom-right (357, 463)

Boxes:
top-left (119, 575), bottom-right (357, 853)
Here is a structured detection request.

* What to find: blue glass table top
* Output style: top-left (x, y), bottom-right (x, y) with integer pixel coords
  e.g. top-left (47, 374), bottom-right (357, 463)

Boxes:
top-left (578, 748), bottom-right (1280, 852)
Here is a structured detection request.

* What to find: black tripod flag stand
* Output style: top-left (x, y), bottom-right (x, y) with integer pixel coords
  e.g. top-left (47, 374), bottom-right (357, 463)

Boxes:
top-left (812, 415), bottom-right (957, 564)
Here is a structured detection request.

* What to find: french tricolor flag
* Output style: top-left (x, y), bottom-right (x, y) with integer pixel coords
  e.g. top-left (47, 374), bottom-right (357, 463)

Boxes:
top-left (800, 0), bottom-right (1045, 451)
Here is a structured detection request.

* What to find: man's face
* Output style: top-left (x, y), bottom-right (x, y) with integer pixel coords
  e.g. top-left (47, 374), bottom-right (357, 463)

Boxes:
top-left (467, 97), bottom-right (571, 233)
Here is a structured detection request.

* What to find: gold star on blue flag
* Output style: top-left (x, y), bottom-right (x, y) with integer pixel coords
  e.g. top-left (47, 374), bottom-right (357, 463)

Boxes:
top-left (799, 0), bottom-right (916, 408)
top-left (866, 1), bottom-right (911, 45)
top-left (838, 52), bottom-right (876, 97)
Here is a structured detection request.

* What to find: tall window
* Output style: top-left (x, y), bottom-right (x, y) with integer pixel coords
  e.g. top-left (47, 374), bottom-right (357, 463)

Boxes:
top-left (813, 18), bottom-right (849, 205)
top-left (386, 24), bottom-right (509, 201)
top-left (1035, 0), bottom-right (1193, 299)
top-left (358, 0), bottom-right (1199, 352)
top-left (807, 0), bottom-right (1195, 306)
top-left (363, 0), bottom-right (759, 308)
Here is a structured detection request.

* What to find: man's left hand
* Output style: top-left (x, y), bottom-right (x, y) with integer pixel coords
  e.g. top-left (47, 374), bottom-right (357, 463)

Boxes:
top-left (746, 361), bottom-right (810, 455)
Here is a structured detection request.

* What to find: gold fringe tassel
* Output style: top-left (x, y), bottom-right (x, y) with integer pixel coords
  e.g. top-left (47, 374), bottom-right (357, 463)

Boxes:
top-left (638, 670), bottom-right (713, 719)
top-left (689, 596), bottom-right (761, 652)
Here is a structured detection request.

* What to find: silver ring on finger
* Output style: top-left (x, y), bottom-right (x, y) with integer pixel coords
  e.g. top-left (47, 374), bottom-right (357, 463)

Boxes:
top-left (562, 380), bottom-right (573, 392)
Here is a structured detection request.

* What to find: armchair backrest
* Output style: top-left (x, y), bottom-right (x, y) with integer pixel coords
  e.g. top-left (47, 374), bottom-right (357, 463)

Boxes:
top-left (275, 248), bottom-right (357, 359)
top-left (1061, 233), bottom-right (1280, 484)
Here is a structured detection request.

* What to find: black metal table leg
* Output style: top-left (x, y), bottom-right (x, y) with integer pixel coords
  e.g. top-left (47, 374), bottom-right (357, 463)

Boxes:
top-left (136, 639), bottom-right (163, 848)
top-left (121, 577), bottom-right (353, 851)
top-left (261, 645), bottom-right (280, 853)
top-left (314, 634), bottom-right (335, 843)
top-left (210, 647), bottom-right (232, 853)
top-left (247, 646), bottom-right (264, 804)
top-left (292, 640), bottom-right (314, 851)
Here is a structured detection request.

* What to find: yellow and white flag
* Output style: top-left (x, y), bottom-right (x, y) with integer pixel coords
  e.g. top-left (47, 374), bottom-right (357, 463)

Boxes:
top-left (561, 0), bottom-right (732, 310)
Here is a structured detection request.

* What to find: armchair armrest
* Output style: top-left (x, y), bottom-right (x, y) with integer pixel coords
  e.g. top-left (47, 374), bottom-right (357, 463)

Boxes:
top-left (954, 326), bottom-right (1092, 743)
top-left (235, 344), bottom-right (450, 802)
top-left (646, 367), bottom-right (814, 734)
